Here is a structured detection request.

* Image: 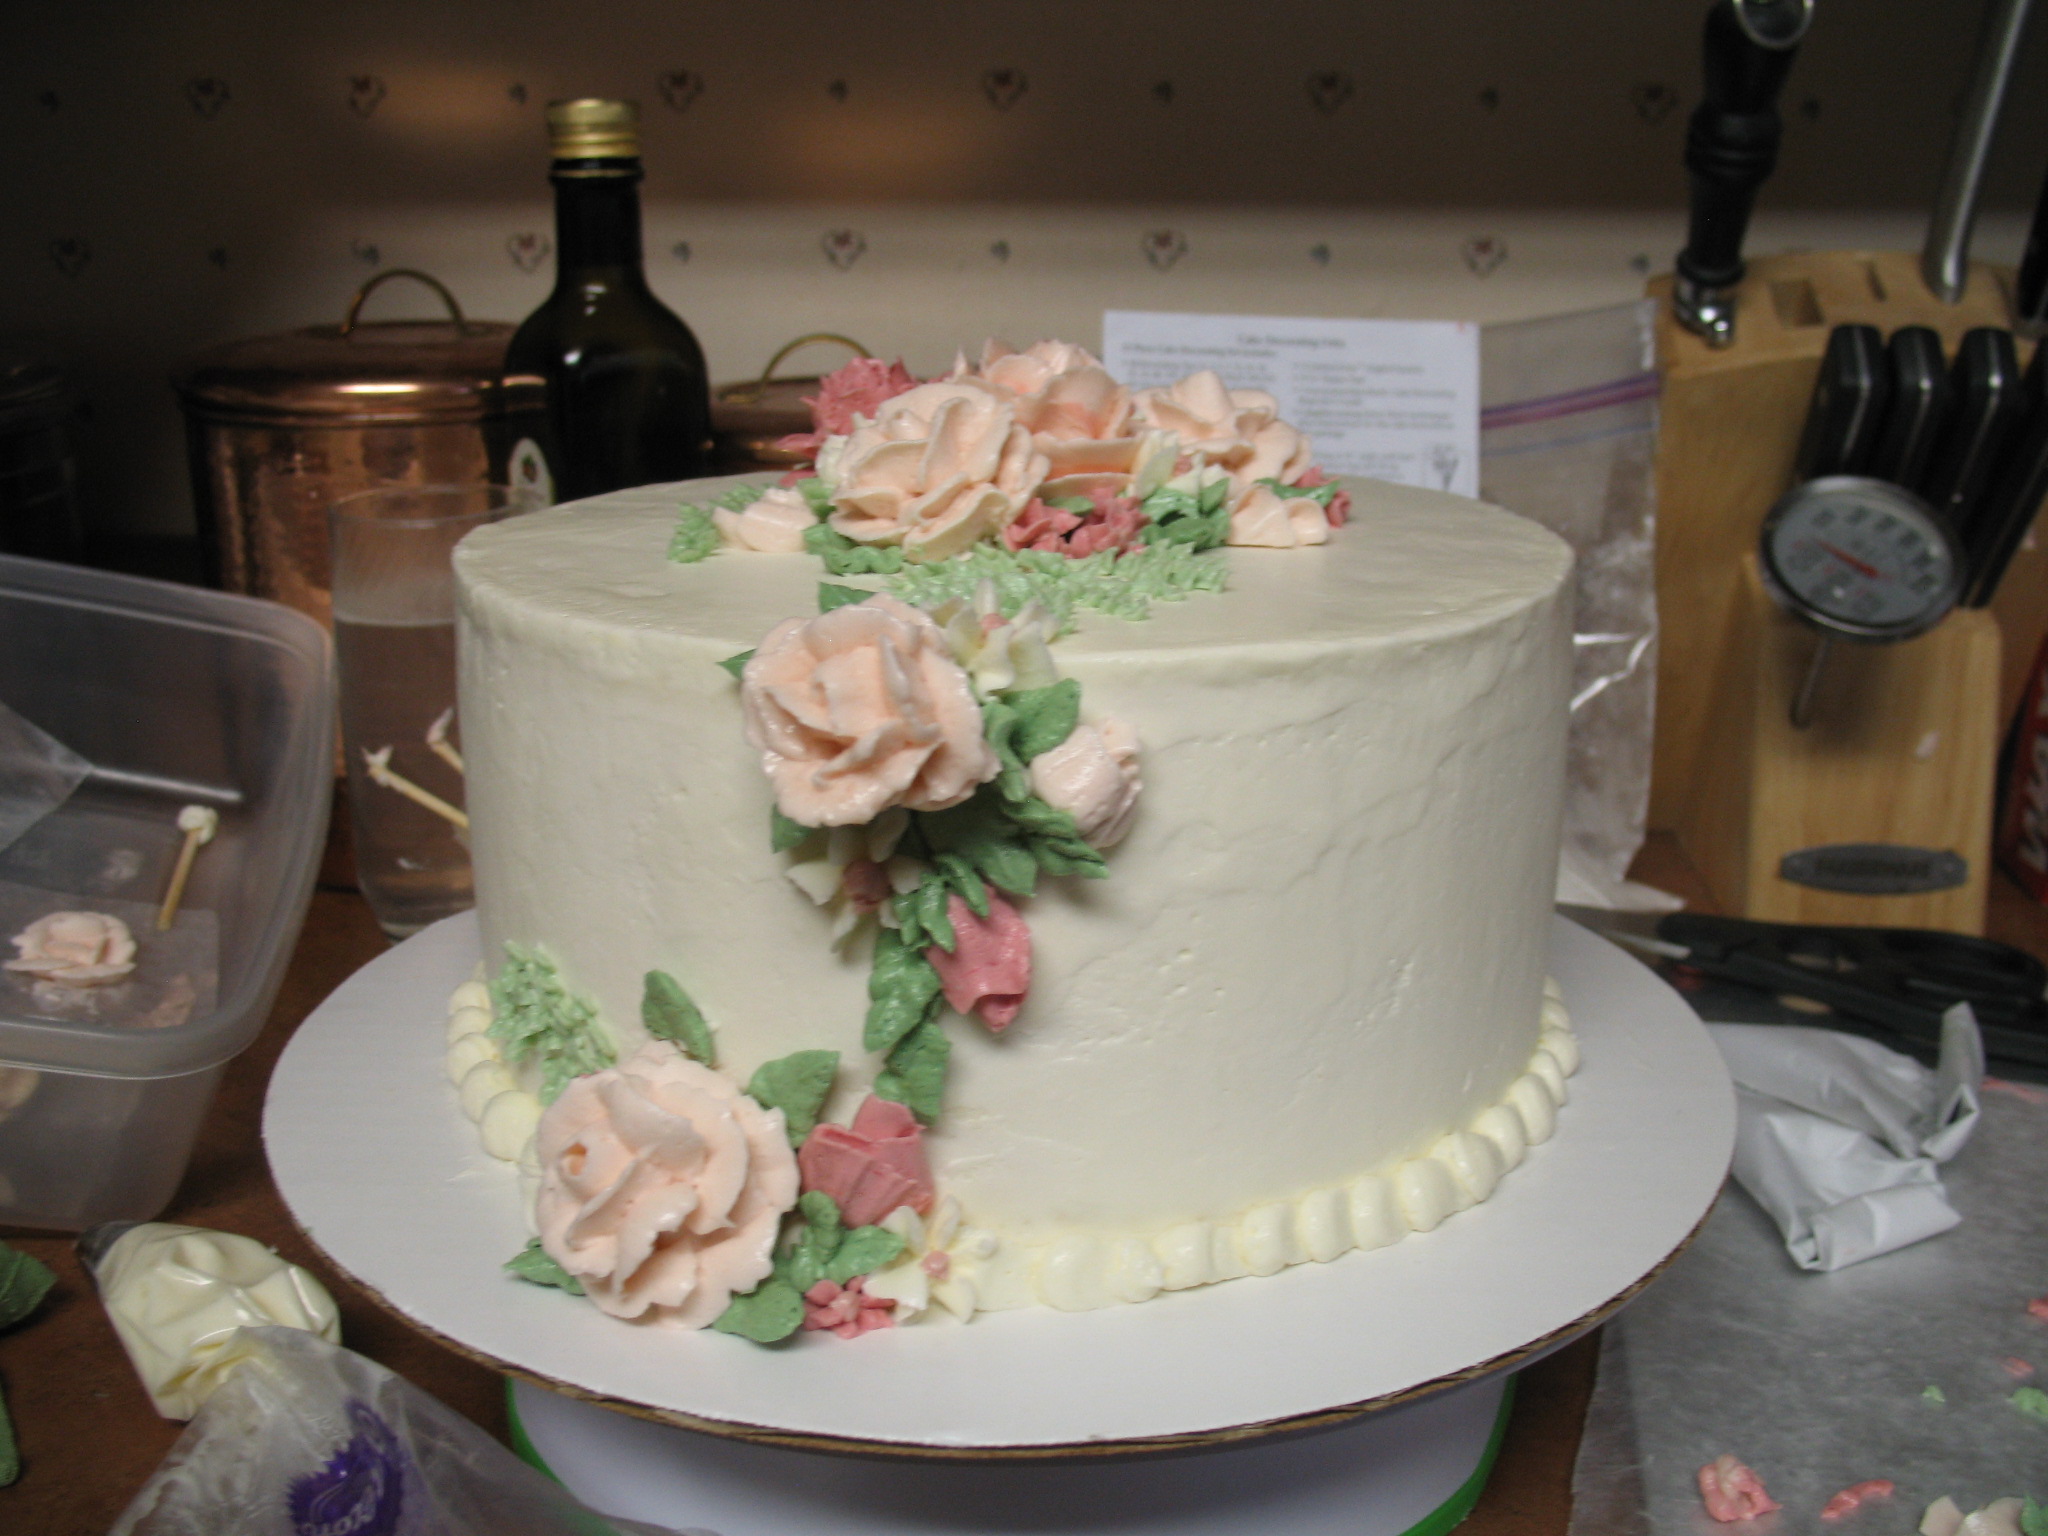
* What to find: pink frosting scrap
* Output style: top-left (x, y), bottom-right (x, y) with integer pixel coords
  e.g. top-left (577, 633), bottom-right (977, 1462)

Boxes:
top-left (802, 1276), bottom-right (896, 1338)
top-left (1820, 1480), bottom-right (1895, 1522)
top-left (776, 356), bottom-right (922, 460)
top-left (798, 1094), bottom-right (936, 1227)
top-left (927, 892), bottom-right (1032, 1031)
top-left (1697, 1456), bottom-right (1780, 1523)
top-left (2028, 1295), bottom-right (2048, 1323)
top-left (1296, 465), bottom-right (1352, 527)
top-left (2000, 1356), bottom-right (2036, 1379)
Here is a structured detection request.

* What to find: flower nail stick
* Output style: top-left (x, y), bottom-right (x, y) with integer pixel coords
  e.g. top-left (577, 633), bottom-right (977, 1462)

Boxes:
top-left (362, 746), bottom-right (469, 831)
top-left (426, 708), bottom-right (464, 775)
top-left (156, 805), bottom-right (218, 931)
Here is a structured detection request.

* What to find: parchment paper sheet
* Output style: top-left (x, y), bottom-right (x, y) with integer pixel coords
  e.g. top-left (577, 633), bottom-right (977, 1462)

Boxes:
top-left (1569, 1086), bottom-right (2048, 1534)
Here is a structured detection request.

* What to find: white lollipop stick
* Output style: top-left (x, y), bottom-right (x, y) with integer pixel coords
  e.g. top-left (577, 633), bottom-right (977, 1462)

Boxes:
top-left (426, 707), bottom-right (465, 775)
top-left (363, 747), bottom-right (470, 831)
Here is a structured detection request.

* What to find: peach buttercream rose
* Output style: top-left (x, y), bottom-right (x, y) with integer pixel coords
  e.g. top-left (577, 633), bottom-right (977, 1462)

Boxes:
top-left (966, 340), bottom-right (1140, 491)
top-left (1130, 370), bottom-right (1313, 494)
top-left (533, 1043), bottom-right (800, 1325)
top-left (1027, 718), bottom-right (1142, 848)
top-left (1227, 483), bottom-right (1331, 548)
top-left (714, 485), bottom-right (813, 553)
top-left (7, 911), bottom-right (138, 986)
top-left (824, 380), bottom-right (1048, 561)
top-left (741, 594), bottom-right (999, 827)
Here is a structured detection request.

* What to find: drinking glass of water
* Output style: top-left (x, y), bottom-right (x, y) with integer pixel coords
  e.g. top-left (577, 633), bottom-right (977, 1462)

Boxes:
top-left (329, 484), bottom-right (522, 939)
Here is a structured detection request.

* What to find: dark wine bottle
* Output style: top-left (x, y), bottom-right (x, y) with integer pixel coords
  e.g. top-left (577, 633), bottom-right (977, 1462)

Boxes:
top-left (504, 98), bottom-right (713, 503)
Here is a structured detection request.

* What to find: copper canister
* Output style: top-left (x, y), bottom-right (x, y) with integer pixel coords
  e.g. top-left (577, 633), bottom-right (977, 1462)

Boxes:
top-left (710, 333), bottom-right (870, 474)
top-left (174, 270), bottom-right (546, 628)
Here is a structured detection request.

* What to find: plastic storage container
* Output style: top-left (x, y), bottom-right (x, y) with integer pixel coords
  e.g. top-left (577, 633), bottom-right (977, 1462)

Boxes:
top-left (0, 554), bottom-right (332, 1230)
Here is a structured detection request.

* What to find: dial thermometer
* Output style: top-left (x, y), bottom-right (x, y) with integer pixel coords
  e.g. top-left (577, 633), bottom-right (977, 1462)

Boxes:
top-left (1757, 476), bottom-right (1965, 728)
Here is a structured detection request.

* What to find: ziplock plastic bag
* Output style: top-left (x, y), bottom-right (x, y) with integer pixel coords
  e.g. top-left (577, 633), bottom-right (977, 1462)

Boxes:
top-left (0, 697), bottom-right (89, 855)
top-left (110, 1326), bottom-right (683, 1536)
top-left (1480, 303), bottom-right (1666, 910)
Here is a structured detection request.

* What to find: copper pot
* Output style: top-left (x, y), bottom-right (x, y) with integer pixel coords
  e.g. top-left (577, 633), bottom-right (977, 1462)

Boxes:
top-left (174, 270), bottom-right (546, 629)
top-left (710, 333), bottom-right (870, 474)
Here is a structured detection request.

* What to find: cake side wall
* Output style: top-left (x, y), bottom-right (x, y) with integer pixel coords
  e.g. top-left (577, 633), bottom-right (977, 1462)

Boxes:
top-left (456, 524), bottom-right (1573, 1286)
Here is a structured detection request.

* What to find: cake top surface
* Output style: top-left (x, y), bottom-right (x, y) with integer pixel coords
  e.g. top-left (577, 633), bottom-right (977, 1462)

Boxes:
top-left (457, 473), bottom-right (1571, 657)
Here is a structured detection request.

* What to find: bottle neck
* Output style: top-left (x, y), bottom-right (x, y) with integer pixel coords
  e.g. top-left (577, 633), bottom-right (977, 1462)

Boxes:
top-left (549, 162), bottom-right (646, 280)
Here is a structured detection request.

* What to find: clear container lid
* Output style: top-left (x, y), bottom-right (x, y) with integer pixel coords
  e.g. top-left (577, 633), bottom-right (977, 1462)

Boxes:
top-left (0, 555), bottom-right (333, 1078)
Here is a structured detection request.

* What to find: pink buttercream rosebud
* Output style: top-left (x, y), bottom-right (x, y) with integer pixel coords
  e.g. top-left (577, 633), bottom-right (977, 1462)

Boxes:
top-left (801, 1275), bottom-right (897, 1338)
top-left (6, 911), bottom-right (138, 987)
top-left (1819, 1481), bottom-right (1894, 1522)
top-left (798, 1094), bottom-right (936, 1227)
top-left (777, 356), bottom-right (922, 460)
top-left (740, 594), bottom-right (999, 827)
top-left (927, 892), bottom-right (1032, 1031)
top-left (1697, 1455), bottom-right (1779, 1523)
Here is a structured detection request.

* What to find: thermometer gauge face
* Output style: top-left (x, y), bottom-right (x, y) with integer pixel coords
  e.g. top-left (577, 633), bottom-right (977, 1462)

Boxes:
top-left (1758, 476), bottom-right (1964, 641)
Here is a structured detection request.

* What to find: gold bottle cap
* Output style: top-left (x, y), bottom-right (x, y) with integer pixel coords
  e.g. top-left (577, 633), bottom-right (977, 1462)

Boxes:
top-left (546, 98), bottom-right (639, 160)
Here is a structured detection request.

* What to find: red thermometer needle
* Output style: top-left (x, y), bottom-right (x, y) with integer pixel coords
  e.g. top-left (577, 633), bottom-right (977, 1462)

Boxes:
top-left (1815, 540), bottom-right (1881, 579)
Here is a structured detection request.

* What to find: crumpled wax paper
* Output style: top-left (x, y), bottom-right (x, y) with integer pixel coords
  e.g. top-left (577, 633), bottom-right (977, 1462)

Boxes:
top-left (1713, 1006), bottom-right (1985, 1272)
top-left (0, 698), bottom-right (89, 856)
top-left (1569, 1077), bottom-right (2048, 1536)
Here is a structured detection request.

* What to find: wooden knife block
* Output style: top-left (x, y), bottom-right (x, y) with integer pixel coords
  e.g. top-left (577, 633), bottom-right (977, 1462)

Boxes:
top-left (1678, 556), bottom-right (2000, 932)
top-left (1648, 250), bottom-right (2032, 933)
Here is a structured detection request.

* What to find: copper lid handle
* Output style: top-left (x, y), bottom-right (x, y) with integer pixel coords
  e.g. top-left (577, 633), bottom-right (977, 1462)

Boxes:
top-left (719, 333), bottom-right (872, 405)
top-left (339, 269), bottom-right (472, 338)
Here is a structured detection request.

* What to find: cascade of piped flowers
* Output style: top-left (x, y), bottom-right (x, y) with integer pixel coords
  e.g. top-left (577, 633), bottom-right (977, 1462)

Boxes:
top-left (681, 339), bottom-right (1351, 570)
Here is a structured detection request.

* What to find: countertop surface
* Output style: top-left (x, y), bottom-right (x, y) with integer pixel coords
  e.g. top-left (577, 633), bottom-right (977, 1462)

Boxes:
top-left (5, 827), bottom-right (2044, 1534)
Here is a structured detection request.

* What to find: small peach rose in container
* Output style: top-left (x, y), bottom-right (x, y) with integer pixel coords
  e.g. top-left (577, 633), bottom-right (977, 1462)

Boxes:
top-left (741, 595), bottom-right (998, 827)
top-left (533, 1043), bottom-right (800, 1326)
top-left (6, 911), bottom-right (138, 987)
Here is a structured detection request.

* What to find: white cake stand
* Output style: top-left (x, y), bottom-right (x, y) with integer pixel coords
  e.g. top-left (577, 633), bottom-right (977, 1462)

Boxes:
top-left (265, 913), bottom-right (1732, 1532)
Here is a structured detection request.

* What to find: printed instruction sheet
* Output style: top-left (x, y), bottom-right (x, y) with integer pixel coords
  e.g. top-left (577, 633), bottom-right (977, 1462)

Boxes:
top-left (1101, 311), bottom-right (1481, 497)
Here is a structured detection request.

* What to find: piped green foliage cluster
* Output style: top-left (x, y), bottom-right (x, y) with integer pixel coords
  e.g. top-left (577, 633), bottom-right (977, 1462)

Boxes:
top-left (712, 1191), bottom-right (906, 1343)
top-left (504, 1239), bottom-right (583, 1295)
top-left (668, 484), bottom-right (763, 564)
top-left (1136, 475), bottom-right (1232, 551)
top-left (489, 943), bottom-right (616, 1104)
top-left (887, 541), bottom-right (1225, 632)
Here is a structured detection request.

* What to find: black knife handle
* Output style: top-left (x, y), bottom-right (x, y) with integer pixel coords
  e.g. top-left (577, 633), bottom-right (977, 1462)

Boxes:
top-left (1922, 327), bottom-right (2023, 531)
top-left (1675, 0), bottom-right (1810, 294)
top-left (1965, 342), bottom-right (2048, 606)
top-left (2019, 156), bottom-right (2048, 338)
top-left (1867, 327), bottom-right (1954, 490)
top-left (1795, 324), bottom-right (1891, 481)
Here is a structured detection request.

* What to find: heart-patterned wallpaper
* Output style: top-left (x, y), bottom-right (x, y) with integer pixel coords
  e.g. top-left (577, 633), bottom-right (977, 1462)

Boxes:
top-left (1, 0), bottom-right (2041, 538)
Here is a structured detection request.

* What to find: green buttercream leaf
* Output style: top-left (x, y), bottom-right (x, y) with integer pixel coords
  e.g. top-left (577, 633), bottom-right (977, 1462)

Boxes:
top-left (2013, 1386), bottom-right (2048, 1423)
top-left (667, 505), bottom-right (720, 564)
top-left (0, 1242), bottom-right (55, 1332)
top-left (795, 477), bottom-right (834, 518)
top-left (770, 807), bottom-right (812, 853)
top-left (746, 1050), bottom-right (840, 1145)
top-left (504, 1239), bottom-right (584, 1296)
top-left (1048, 495), bottom-right (1095, 514)
top-left (718, 648), bottom-right (755, 679)
top-left (825, 1225), bottom-right (907, 1285)
top-left (800, 1190), bottom-right (843, 1246)
top-left (865, 927), bottom-right (944, 1054)
top-left (919, 792), bottom-right (1037, 898)
top-left (818, 582), bottom-right (871, 613)
top-left (914, 875), bottom-right (955, 952)
top-left (489, 945), bottom-right (616, 1104)
top-left (893, 889), bottom-right (928, 951)
top-left (1005, 679), bottom-right (1081, 761)
top-left (874, 1017), bottom-right (950, 1124)
top-left (934, 852), bottom-right (989, 917)
top-left (642, 970), bottom-right (716, 1067)
top-left (1922, 1384), bottom-right (1947, 1404)
top-left (711, 1277), bottom-right (805, 1343)
top-left (805, 521), bottom-right (907, 575)
top-left (1257, 475), bottom-right (1341, 509)
top-left (2019, 1497), bottom-right (2048, 1536)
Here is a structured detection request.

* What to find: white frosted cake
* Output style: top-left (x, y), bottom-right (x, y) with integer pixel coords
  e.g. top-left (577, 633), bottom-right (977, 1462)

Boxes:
top-left (440, 346), bottom-right (1578, 1342)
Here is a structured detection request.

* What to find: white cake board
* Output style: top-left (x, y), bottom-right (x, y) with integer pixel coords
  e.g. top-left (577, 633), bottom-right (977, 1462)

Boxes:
top-left (507, 1371), bottom-right (1511, 1536)
top-left (265, 913), bottom-right (1732, 1457)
